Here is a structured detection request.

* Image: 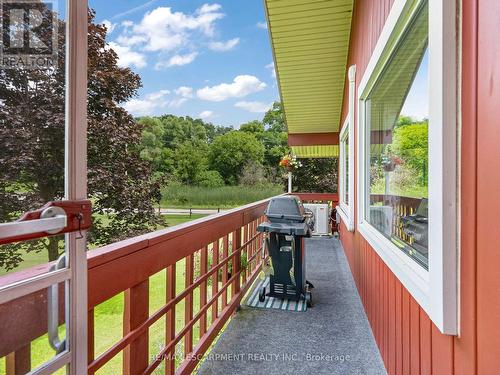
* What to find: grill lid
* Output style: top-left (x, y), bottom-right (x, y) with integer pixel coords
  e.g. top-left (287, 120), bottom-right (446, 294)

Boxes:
top-left (265, 196), bottom-right (305, 223)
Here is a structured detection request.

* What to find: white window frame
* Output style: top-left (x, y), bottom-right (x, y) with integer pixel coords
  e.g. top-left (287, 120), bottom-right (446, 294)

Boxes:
top-left (356, 0), bottom-right (458, 334)
top-left (337, 65), bottom-right (356, 232)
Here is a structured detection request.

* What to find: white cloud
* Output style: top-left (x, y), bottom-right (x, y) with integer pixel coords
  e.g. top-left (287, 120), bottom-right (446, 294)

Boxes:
top-left (108, 42), bottom-right (147, 69)
top-left (197, 75), bottom-right (267, 102)
top-left (209, 37), bottom-right (240, 51)
top-left (116, 34), bottom-right (148, 47)
top-left (156, 52), bottom-right (198, 69)
top-left (235, 101), bottom-right (273, 113)
top-left (198, 4), bottom-right (222, 14)
top-left (110, 4), bottom-right (228, 72)
top-left (266, 62), bottom-right (276, 78)
top-left (121, 20), bottom-right (134, 28)
top-left (199, 110), bottom-right (214, 119)
top-left (257, 22), bottom-right (268, 29)
top-left (174, 86), bottom-right (194, 98)
top-left (102, 19), bottom-right (117, 34)
top-left (123, 90), bottom-right (170, 115)
top-left (117, 5), bottom-right (224, 52)
top-left (169, 98), bottom-right (188, 108)
top-left (266, 61), bottom-right (276, 78)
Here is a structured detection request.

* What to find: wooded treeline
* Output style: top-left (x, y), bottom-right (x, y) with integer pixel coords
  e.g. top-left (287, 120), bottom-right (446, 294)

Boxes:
top-left (138, 102), bottom-right (289, 187)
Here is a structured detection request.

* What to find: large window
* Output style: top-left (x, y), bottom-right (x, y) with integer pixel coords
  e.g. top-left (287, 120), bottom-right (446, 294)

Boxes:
top-left (365, 6), bottom-right (429, 269)
top-left (357, 0), bottom-right (458, 334)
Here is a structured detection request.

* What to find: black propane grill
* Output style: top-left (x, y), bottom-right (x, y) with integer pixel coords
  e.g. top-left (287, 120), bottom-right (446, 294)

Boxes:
top-left (257, 196), bottom-right (314, 307)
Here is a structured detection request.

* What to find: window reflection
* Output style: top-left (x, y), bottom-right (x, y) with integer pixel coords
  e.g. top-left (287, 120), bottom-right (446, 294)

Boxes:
top-left (365, 2), bottom-right (429, 269)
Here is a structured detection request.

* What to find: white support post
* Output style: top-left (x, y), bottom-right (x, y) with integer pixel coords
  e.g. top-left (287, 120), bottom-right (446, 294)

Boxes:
top-left (288, 172), bottom-right (292, 193)
top-left (66, 0), bottom-right (88, 373)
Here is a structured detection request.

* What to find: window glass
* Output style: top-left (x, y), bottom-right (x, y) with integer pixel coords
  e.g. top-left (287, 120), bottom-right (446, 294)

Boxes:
top-left (344, 134), bottom-right (349, 205)
top-left (365, 3), bottom-right (429, 269)
top-left (0, 1), bottom-right (67, 277)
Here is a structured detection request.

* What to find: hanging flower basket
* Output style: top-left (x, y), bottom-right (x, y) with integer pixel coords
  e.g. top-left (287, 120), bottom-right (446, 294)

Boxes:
top-left (279, 154), bottom-right (302, 172)
top-left (381, 154), bottom-right (403, 172)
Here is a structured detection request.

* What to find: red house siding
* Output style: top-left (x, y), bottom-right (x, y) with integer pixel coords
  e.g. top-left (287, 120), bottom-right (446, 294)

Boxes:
top-left (337, 0), bottom-right (500, 373)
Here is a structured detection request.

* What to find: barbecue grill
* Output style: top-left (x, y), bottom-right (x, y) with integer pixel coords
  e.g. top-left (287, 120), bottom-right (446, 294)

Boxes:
top-left (257, 195), bottom-right (314, 307)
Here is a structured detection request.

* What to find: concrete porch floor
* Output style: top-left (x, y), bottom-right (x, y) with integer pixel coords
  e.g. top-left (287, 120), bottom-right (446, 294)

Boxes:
top-left (197, 237), bottom-right (387, 375)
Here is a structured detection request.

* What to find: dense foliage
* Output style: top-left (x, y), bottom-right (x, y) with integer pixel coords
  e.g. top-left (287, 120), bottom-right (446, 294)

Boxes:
top-left (291, 158), bottom-right (339, 193)
top-left (138, 103), bottom-right (289, 187)
top-left (371, 117), bottom-right (429, 198)
top-left (0, 10), bottom-right (162, 269)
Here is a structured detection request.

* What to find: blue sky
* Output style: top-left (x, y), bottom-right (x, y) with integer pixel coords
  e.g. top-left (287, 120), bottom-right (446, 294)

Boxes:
top-left (401, 49), bottom-right (429, 121)
top-left (88, 1), bottom-right (279, 128)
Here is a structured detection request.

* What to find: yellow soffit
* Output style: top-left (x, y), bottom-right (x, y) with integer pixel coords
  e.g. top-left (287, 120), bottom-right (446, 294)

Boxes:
top-left (292, 145), bottom-right (339, 158)
top-left (265, 0), bottom-right (354, 134)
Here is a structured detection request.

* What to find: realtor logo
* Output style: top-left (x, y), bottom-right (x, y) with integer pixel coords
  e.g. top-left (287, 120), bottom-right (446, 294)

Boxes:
top-left (0, 0), bottom-right (58, 69)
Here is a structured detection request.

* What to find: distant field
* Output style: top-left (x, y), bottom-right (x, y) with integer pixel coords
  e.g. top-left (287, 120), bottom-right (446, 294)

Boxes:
top-left (161, 184), bottom-right (284, 208)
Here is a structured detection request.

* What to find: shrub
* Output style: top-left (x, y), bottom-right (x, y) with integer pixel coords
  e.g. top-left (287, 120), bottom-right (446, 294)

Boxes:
top-left (239, 163), bottom-right (267, 186)
top-left (196, 170), bottom-right (225, 188)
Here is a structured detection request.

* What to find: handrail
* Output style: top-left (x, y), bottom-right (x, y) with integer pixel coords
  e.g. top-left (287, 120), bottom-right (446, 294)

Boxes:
top-left (0, 195), bottom-right (274, 373)
top-left (292, 192), bottom-right (339, 203)
top-left (0, 193), bottom-right (336, 373)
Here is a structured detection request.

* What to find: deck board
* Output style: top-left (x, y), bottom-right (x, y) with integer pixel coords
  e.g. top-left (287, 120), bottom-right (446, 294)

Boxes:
top-left (197, 238), bottom-right (386, 374)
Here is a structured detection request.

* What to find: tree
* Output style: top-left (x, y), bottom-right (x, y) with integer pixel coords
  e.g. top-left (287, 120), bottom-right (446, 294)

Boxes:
top-left (208, 132), bottom-right (265, 184)
top-left (240, 120), bottom-right (265, 133)
top-left (390, 119), bottom-right (428, 185)
top-left (263, 101), bottom-right (286, 132)
top-left (239, 163), bottom-right (267, 186)
top-left (195, 170), bottom-right (225, 188)
top-left (139, 117), bottom-right (175, 175)
top-left (174, 143), bottom-right (209, 185)
top-left (260, 130), bottom-right (289, 172)
top-left (0, 9), bottom-right (162, 270)
top-left (291, 158), bottom-right (339, 193)
top-left (260, 103), bottom-right (290, 178)
top-left (203, 122), bottom-right (233, 143)
top-left (160, 115), bottom-right (208, 149)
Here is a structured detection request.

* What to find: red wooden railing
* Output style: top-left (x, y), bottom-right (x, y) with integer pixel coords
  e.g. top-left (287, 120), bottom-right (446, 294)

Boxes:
top-left (294, 192), bottom-right (339, 206)
top-left (0, 193), bottom-right (339, 374)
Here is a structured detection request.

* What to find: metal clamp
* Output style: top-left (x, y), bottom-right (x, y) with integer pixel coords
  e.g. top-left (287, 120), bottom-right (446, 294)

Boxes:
top-left (48, 254), bottom-right (67, 354)
top-left (0, 207), bottom-right (67, 241)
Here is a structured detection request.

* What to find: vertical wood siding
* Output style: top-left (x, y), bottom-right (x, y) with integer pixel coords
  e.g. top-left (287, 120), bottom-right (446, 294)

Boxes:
top-left (337, 0), bottom-right (497, 373)
top-left (476, 0), bottom-right (500, 372)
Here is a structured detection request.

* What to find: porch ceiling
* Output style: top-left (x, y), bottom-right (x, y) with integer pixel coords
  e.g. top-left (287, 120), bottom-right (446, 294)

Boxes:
top-left (265, 0), bottom-right (354, 157)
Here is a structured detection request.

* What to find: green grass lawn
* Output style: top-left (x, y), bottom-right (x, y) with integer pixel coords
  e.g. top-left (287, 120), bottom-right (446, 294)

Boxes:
top-left (161, 184), bottom-right (284, 208)
top-left (0, 214), bottom-right (216, 374)
top-left (371, 178), bottom-right (428, 198)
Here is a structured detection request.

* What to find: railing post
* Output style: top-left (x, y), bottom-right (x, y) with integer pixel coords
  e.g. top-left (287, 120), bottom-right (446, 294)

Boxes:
top-left (123, 280), bottom-right (149, 375)
top-left (211, 240), bottom-right (219, 323)
top-left (88, 309), bottom-right (95, 372)
top-left (184, 255), bottom-right (194, 356)
top-left (232, 229), bottom-right (242, 298)
top-left (5, 345), bottom-right (30, 375)
top-left (200, 247), bottom-right (208, 336)
top-left (165, 264), bottom-right (176, 375)
top-left (241, 225), bottom-right (248, 285)
top-left (221, 235), bottom-right (229, 308)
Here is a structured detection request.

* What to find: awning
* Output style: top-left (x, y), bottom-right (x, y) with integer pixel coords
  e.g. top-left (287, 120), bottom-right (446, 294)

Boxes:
top-left (265, 0), bottom-right (354, 157)
top-left (292, 145), bottom-right (339, 158)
